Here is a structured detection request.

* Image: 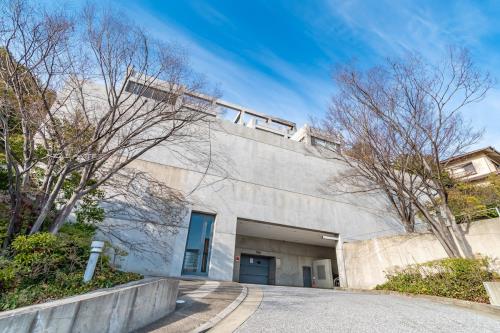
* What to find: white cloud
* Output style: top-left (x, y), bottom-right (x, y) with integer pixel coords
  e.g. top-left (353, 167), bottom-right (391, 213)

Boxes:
top-left (115, 0), bottom-right (499, 148)
top-left (113, 1), bottom-right (332, 127)
top-left (323, 0), bottom-right (500, 148)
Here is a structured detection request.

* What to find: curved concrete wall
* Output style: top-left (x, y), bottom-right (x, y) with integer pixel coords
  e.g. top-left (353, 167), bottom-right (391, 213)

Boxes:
top-left (0, 278), bottom-right (178, 333)
top-left (343, 218), bottom-right (500, 289)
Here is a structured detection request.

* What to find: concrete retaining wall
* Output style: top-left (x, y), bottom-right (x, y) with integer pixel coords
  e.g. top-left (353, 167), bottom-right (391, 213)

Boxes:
top-left (343, 218), bottom-right (500, 289)
top-left (484, 282), bottom-right (500, 306)
top-left (0, 278), bottom-right (179, 333)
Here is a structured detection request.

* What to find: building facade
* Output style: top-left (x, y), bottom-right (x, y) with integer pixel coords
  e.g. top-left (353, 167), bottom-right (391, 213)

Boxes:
top-left (443, 146), bottom-right (500, 183)
top-left (100, 78), bottom-right (405, 288)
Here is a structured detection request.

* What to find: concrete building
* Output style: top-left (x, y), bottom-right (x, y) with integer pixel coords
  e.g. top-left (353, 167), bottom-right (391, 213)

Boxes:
top-left (99, 77), bottom-right (405, 288)
top-left (443, 146), bottom-right (500, 183)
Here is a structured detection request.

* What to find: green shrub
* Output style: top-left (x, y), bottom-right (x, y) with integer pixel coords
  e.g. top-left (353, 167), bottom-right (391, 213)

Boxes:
top-left (0, 223), bottom-right (141, 310)
top-left (376, 258), bottom-right (495, 303)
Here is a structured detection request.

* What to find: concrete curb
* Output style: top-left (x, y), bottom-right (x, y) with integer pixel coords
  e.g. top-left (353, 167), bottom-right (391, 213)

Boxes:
top-left (208, 286), bottom-right (263, 333)
top-left (191, 285), bottom-right (249, 333)
top-left (335, 288), bottom-right (500, 318)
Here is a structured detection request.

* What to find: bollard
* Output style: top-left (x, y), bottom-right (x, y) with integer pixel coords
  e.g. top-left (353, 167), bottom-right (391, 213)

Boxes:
top-left (83, 240), bottom-right (105, 283)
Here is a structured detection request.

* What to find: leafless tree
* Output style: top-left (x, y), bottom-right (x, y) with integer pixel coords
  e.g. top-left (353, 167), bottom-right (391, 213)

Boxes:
top-left (34, 7), bottom-right (217, 235)
top-left (1, 0), bottom-right (217, 246)
top-left (0, 0), bottom-right (74, 247)
top-left (323, 48), bottom-right (491, 258)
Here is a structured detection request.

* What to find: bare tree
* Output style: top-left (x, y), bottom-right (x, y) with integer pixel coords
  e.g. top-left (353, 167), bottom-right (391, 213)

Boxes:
top-left (0, 0), bottom-right (74, 247)
top-left (323, 48), bottom-right (491, 258)
top-left (35, 7), bottom-right (217, 235)
top-left (1, 1), bottom-right (217, 246)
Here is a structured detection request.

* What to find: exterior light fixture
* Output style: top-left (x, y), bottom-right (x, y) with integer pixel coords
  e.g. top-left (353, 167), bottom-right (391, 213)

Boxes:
top-left (322, 235), bottom-right (339, 241)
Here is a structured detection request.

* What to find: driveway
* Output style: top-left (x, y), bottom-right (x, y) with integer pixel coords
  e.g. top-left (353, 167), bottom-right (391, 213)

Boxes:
top-left (136, 280), bottom-right (244, 333)
top-left (235, 285), bottom-right (500, 333)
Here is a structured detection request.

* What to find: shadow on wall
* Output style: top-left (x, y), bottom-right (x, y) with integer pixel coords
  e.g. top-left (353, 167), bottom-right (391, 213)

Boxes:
top-left (342, 217), bottom-right (500, 289)
top-left (97, 217), bottom-right (189, 277)
top-left (95, 169), bottom-right (193, 276)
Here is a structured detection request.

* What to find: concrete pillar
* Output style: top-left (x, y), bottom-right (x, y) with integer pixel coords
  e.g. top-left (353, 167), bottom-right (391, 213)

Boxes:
top-left (237, 111), bottom-right (245, 125)
top-left (336, 235), bottom-right (348, 288)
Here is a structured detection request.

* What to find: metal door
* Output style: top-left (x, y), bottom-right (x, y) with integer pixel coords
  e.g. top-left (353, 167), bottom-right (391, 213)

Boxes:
top-left (239, 254), bottom-right (270, 285)
top-left (302, 266), bottom-right (312, 287)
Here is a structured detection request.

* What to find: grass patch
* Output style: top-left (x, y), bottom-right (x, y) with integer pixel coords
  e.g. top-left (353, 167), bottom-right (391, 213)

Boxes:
top-left (375, 258), bottom-right (498, 303)
top-left (0, 223), bottom-right (141, 311)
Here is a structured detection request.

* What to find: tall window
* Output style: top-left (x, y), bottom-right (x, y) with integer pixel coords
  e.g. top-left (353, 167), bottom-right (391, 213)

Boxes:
top-left (182, 212), bottom-right (215, 275)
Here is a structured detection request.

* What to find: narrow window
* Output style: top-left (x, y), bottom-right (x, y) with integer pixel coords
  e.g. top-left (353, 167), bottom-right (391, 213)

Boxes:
top-left (182, 212), bottom-right (215, 276)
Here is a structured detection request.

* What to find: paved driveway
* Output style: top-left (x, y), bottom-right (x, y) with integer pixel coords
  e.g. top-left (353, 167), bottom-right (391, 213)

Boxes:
top-left (235, 285), bottom-right (500, 333)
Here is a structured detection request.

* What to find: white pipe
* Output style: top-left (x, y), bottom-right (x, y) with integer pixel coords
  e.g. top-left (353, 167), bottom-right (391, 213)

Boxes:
top-left (83, 241), bottom-right (105, 283)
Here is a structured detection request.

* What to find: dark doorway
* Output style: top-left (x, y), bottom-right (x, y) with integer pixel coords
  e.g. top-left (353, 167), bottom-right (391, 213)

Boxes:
top-left (239, 254), bottom-right (271, 285)
top-left (303, 266), bottom-right (312, 287)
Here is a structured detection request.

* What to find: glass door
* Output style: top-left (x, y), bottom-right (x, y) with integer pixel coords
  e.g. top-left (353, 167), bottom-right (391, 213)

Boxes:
top-left (182, 212), bottom-right (215, 276)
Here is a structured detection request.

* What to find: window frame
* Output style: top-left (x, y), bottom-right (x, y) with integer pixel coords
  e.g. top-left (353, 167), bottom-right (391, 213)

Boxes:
top-left (181, 211), bottom-right (216, 276)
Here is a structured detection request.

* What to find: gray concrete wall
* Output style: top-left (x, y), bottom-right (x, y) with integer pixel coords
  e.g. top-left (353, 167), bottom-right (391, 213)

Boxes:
top-left (233, 235), bottom-right (337, 287)
top-left (484, 282), bottom-right (500, 306)
top-left (104, 119), bottom-right (404, 280)
top-left (342, 218), bottom-right (500, 289)
top-left (0, 278), bottom-right (178, 333)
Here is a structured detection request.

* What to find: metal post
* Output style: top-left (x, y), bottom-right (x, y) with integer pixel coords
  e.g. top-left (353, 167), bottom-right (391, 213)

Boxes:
top-left (83, 241), bottom-right (105, 283)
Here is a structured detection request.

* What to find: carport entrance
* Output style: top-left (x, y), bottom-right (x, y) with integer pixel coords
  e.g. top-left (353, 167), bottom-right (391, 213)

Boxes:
top-left (234, 219), bottom-right (339, 288)
top-left (239, 254), bottom-right (271, 284)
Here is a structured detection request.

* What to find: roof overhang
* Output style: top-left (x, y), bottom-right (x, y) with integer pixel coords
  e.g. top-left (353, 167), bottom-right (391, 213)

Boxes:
top-left (236, 218), bottom-right (338, 247)
top-left (442, 146), bottom-right (500, 165)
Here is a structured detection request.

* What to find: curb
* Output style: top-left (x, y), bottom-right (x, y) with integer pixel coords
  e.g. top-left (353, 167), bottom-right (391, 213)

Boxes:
top-left (191, 284), bottom-right (249, 333)
top-left (208, 286), bottom-right (263, 333)
top-left (335, 288), bottom-right (500, 318)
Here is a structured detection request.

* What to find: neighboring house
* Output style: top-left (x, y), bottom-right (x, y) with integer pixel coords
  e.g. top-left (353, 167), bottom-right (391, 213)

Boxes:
top-left (443, 146), bottom-right (500, 183)
top-left (91, 77), bottom-right (404, 289)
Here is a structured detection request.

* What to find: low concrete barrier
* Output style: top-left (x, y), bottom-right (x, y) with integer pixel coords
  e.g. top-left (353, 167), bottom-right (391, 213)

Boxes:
top-left (0, 277), bottom-right (179, 333)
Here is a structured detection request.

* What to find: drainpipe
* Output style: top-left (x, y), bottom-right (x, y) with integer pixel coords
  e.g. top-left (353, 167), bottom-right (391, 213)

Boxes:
top-left (83, 241), bottom-right (105, 283)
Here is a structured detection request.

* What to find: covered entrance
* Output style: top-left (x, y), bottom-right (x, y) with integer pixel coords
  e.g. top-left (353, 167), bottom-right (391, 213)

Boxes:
top-left (234, 219), bottom-right (339, 288)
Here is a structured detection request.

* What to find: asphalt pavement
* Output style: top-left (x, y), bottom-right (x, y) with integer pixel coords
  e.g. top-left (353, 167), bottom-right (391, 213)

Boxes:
top-left (235, 285), bottom-right (500, 333)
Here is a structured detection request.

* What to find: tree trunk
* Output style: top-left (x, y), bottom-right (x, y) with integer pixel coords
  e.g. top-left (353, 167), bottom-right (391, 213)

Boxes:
top-left (443, 204), bottom-right (474, 258)
top-left (428, 219), bottom-right (461, 258)
top-left (413, 201), bottom-right (462, 258)
top-left (2, 193), bottom-right (23, 250)
top-left (50, 191), bottom-right (80, 234)
top-left (1, 120), bottom-right (23, 249)
top-left (29, 168), bottom-right (70, 234)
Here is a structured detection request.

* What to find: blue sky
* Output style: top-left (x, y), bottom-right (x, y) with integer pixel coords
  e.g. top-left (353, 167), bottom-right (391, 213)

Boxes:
top-left (72, 0), bottom-right (500, 148)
